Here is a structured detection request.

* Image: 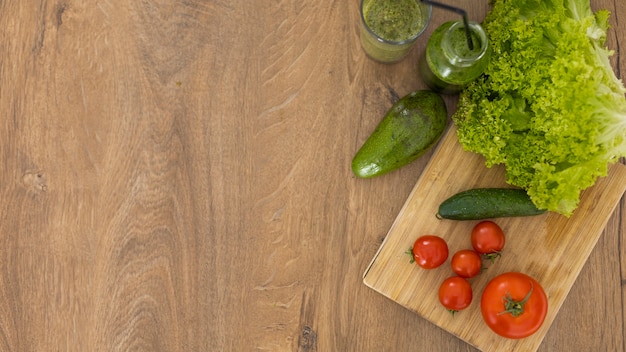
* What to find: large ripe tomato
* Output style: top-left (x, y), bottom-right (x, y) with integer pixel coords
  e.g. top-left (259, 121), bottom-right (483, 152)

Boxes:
top-left (408, 235), bottom-right (448, 269)
top-left (481, 272), bottom-right (548, 339)
top-left (451, 249), bottom-right (482, 278)
top-left (471, 220), bottom-right (505, 262)
top-left (438, 276), bottom-right (472, 313)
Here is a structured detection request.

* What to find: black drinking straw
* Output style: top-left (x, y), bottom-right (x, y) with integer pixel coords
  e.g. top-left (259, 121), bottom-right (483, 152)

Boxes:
top-left (420, 0), bottom-right (474, 50)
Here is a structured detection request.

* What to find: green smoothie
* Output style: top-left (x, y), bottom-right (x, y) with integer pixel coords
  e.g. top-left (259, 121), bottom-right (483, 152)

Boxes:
top-left (419, 21), bottom-right (490, 94)
top-left (364, 0), bottom-right (423, 41)
top-left (360, 0), bottom-right (431, 63)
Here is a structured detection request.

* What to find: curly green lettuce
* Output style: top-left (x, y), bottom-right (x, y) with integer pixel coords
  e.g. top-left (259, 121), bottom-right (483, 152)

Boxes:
top-left (453, 0), bottom-right (626, 216)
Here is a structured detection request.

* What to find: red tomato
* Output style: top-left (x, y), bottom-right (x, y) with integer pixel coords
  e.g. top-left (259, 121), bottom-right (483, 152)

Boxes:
top-left (471, 221), bottom-right (505, 262)
top-left (408, 235), bottom-right (448, 269)
top-left (481, 272), bottom-right (548, 339)
top-left (438, 276), bottom-right (472, 313)
top-left (451, 249), bottom-right (482, 278)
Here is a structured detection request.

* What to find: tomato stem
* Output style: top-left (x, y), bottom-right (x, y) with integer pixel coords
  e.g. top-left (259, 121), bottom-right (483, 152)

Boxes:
top-left (483, 251), bottom-right (501, 264)
top-left (498, 284), bottom-right (534, 317)
top-left (405, 247), bottom-right (415, 264)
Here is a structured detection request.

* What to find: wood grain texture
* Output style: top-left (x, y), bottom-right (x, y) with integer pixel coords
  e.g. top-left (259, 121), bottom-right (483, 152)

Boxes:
top-left (0, 0), bottom-right (624, 351)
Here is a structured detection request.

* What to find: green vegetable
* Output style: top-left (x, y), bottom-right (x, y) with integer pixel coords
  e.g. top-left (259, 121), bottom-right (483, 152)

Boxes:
top-left (452, 0), bottom-right (626, 216)
top-left (437, 188), bottom-right (546, 220)
top-left (352, 90), bottom-right (448, 178)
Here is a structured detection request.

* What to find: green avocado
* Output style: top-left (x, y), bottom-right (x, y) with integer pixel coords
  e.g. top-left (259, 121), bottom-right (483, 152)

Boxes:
top-left (352, 90), bottom-right (448, 178)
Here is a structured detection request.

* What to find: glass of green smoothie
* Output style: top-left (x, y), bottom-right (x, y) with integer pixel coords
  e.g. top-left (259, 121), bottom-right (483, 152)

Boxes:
top-left (360, 0), bottom-right (432, 64)
top-left (419, 20), bottom-right (490, 94)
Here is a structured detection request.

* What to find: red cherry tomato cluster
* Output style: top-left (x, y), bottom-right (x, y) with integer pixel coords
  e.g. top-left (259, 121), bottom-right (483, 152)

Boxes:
top-left (438, 221), bottom-right (500, 314)
top-left (406, 220), bottom-right (548, 338)
top-left (407, 221), bottom-right (506, 314)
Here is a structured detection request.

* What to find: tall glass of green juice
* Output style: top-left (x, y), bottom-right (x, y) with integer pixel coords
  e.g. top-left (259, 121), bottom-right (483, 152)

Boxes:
top-left (360, 0), bottom-right (432, 64)
top-left (419, 20), bottom-right (490, 94)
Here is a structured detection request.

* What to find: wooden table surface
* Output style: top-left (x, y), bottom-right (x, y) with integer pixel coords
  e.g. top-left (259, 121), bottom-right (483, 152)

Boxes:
top-left (1, 0), bottom-right (624, 351)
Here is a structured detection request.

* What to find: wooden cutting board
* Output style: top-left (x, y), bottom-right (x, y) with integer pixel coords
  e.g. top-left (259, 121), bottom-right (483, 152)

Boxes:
top-left (363, 125), bottom-right (626, 352)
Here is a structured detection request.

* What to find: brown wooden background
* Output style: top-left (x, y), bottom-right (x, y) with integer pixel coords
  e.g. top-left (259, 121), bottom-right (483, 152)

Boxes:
top-left (0, 0), bottom-right (624, 351)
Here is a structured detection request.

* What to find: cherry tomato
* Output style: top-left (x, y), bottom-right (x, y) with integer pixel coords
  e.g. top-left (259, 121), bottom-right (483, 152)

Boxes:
top-left (471, 221), bottom-right (505, 262)
top-left (408, 235), bottom-right (448, 269)
top-left (438, 276), bottom-right (472, 313)
top-left (481, 272), bottom-right (548, 339)
top-left (450, 249), bottom-right (482, 278)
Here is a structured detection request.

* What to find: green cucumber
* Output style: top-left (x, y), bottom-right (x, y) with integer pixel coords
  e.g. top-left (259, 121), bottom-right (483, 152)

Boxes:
top-left (437, 188), bottom-right (546, 220)
top-left (352, 90), bottom-right (448, 178)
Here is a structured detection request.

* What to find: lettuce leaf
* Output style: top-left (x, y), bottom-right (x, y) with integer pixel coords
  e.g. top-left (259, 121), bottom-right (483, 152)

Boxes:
top-left (453, 0), bottom-right (626, 216)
